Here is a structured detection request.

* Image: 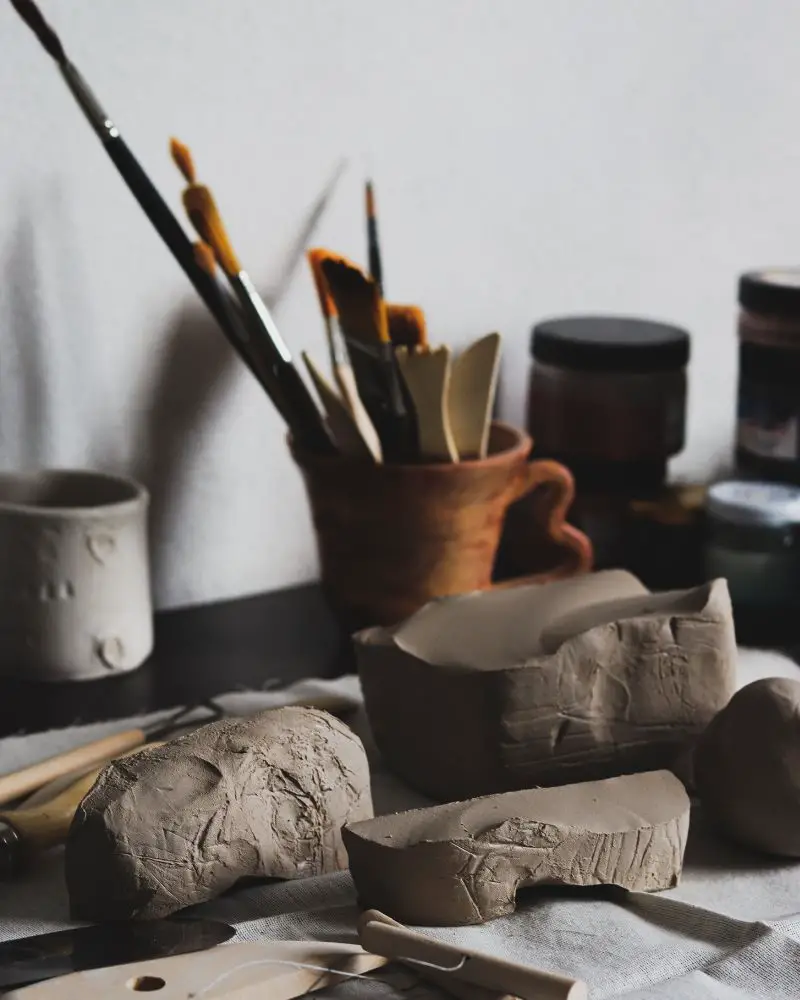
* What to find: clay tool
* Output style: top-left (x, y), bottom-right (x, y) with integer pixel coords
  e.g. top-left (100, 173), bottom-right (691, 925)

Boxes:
top-left (387, 304), bottom-right (428, 350)
top-left (321, 255), bottom-right (416, 461)
top-left (358, 911), bottom-right (587, 1000)
top-left (448, 332), bottom-right (502, 459)
top-left (307, 248), bottom-right (383, 462)
top-left (396, 345), bottom-right (459, 462)
top-left (302, 352), bottom-right (378, 460)
top-left (365, 179), bottom-right (384, 295)
top-left (0, 702), bottom-right (219, 807)
top-left (173, 139), bottom-right (335, 455)
top-left (361, 911), bottom-right (517, 1000)
top-left (0, 918), bottom-right (234, 991)
top-left (6, 1), bottom-right (253, 369)
top-left (0, 743), bottom-right (163, 879)
top-left (6, 939), bottom-right (389, 999)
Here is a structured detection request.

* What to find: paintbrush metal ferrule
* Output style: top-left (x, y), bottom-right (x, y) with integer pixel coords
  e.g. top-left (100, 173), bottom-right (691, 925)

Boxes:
top-left (59, 60), bottom-right (118, 141)
top-left (236, 271), bottom-right (292, 363)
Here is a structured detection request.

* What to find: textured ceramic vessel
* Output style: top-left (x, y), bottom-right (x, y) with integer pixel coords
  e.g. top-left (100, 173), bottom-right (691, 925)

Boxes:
top-left (0, 470), bottom-right (152, 681)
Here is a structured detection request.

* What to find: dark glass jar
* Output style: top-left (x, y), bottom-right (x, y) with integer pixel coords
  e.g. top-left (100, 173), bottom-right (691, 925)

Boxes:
top-left (526, 316), bottom-right (690, 567)
top-left (737, 270), bottom-right (800, 484)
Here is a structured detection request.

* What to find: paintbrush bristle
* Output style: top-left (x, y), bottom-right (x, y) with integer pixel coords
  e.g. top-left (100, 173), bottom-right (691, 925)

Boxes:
top-left (387, 305), bottom-right (428, 350)
top-left (183, 185), bottom-right (241, 278)
top-left (321, 255), bottom-right (388, 345)
top-left (307, 248), bottom-right (337, 320)
top-left (9, 0), bottom-right (65, 62)
top-left (192, 240), bottom-right (217, 276)
top-left (170, 137), bottom-right (196, 184)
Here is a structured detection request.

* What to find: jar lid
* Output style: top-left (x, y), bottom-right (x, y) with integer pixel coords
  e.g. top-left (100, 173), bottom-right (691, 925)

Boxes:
top-left (706, 480), bottom-right (800, 529)
top-left (530, 316), bottom-right (690, 373)
top-left (739, 270), bottom-right (800, 318)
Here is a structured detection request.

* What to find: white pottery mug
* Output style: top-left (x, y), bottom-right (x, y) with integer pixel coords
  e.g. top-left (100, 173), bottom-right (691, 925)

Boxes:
top-left (0, 469), bottom-right (152, 682)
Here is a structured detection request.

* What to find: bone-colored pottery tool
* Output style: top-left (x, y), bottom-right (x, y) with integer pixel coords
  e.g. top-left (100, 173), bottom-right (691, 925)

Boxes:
top-left (302, 352), bottom-right (380, 461)
top-left (396, 345), bottom-right (458, 462)
top-left (448, 332), bottom-right (501, 459)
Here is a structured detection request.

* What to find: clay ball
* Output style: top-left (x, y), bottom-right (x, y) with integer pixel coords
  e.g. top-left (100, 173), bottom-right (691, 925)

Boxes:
top-left (695, 677), bottom-right (800, 857)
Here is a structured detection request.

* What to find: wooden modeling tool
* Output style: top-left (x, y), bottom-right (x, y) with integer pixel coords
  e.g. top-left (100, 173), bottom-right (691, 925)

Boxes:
top-left (387, 304), bottom-right (428, 349)
top-left (448, 332), bottom-right (502, 459)
top-left (307, 248), bottom-right (382, 462)
top-left (365, 179), bottom-right (384, 296)
top-left (0, 703), bottom-right (218, 808)
top-left (172, 138), bottom-right (335, 455)
top-left (302, 352), bottom-right (378, 460)
top-left (321, 255), bottom-right (416, 461)
top-left (358, 911), bottom-right (588, 1000)
top-left (0, 743), bottom-right (161, 879)
top-left (4, 940), bottom-right (389, 999)
top-left (396, 345), bottom-right (458, 462)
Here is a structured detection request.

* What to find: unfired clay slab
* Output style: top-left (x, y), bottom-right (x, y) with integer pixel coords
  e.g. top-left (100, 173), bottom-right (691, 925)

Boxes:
top-left (66, 707), bottom-right (373, 920)
top-left (344, 770), bottom-right (690, 925)
top-left (356, 571), bottom-right (736, 800)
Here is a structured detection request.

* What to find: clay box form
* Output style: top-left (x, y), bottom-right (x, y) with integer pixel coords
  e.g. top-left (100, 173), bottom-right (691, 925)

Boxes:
top-left (344, 770), bottom-right (690, 926)
top-left (355, 571), bottom-right (736, 800)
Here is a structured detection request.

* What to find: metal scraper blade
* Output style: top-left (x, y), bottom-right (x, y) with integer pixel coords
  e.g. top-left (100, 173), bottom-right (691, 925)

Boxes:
top-left (0, 917), bottom-right (234, 989)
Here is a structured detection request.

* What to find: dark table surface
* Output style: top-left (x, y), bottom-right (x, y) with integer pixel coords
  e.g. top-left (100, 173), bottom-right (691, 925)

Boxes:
top-left (0, 584), bottom-right (347, 737)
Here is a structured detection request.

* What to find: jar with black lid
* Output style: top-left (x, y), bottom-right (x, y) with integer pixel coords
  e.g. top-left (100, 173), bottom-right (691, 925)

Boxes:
top-left (523, 316), bottom-right (691, 572)
top-left (737, 270), bottom-right (800, 483)
top-left (527, 316), bottom-right (690, 493)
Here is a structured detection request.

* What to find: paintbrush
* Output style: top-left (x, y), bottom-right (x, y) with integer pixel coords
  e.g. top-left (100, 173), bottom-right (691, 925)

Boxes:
top-left (365, 180), bottom-right (384, 296)
top-left (307, 248), bottom-right (382, 461)
top-left (8, 0), bottom-right (239, 348)
top-left (320, 255), bottom-right (416, 461)
top-left (172, 139), bottom-right (335, 454)
top-left (192, 239), bottom-right (292, 423)
top-left (387, 304), bottom-right (428, 350)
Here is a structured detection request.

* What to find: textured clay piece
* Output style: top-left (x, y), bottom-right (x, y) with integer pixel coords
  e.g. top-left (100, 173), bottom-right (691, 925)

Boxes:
top-left (356, 570), bottom-right (736, 800)
top-left (695, 677), bottom-right (800, 857)
top-left (344, 770), bottom-right (690, 925)
top-left (65, 707), bottom-right (373, 920)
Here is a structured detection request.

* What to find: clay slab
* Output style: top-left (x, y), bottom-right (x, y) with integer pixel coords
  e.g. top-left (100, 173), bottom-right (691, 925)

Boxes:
top-left (344, 770), bottom-right (690, 925)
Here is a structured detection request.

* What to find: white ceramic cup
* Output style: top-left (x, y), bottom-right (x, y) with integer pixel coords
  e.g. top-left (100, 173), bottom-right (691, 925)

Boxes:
top-left (0, 469), bottom-right (152, 682)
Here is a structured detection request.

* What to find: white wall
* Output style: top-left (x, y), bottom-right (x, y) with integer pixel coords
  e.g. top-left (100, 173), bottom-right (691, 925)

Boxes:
top-left (1, 0), bottom-right (798, 609)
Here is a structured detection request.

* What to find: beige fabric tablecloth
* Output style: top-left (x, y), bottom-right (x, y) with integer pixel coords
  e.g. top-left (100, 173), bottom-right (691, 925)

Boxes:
top-left (0, 650), bottom-right (799, 999)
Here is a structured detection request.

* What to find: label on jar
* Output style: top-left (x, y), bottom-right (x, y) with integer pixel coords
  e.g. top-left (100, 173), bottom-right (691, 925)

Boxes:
top-left (737, 377), bottom-right (799, 462)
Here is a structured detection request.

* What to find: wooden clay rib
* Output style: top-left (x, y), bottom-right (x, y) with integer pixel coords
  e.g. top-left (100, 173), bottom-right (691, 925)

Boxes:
top-left (396, 346), bottom-right (458, 462)
top-left (448, 332), bottom-right (501, 459)
top-left (344, 770), bottom-right (690, 926)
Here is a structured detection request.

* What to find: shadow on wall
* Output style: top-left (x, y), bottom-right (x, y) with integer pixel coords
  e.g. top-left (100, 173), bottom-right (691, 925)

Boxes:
top-left (1, 163), bottom-right (343, 606)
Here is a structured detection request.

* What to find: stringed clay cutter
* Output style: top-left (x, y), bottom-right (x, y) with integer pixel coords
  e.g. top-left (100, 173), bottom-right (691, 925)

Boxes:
top-left (356, 569), bottom-right (736, 799)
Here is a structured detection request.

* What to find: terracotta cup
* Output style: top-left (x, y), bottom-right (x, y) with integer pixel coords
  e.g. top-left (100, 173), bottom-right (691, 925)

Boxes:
top-left (292, 421), bottom-right (592, 629)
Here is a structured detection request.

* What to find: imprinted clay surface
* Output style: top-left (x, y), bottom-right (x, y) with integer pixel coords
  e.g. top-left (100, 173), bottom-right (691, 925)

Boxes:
top-left (344, 770), bottom-right (690, 925)
top-left (66, 707), bottom-right (373, 920)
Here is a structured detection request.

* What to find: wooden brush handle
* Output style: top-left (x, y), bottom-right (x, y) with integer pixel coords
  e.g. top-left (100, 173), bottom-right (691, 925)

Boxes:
top-left (0, 729), bottom-right (146, 807)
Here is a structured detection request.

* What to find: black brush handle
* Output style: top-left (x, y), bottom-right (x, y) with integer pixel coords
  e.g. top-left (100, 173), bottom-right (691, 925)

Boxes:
top-left (102, 136), bottom-right (231, 330)
top-left (367, 217), bottom-right (383, 297)
top-left (101, 137), bottom-right (335, 455)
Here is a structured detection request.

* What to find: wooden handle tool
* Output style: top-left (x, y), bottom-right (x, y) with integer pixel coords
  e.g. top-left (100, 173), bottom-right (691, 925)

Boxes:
top-left (302, 352), bottom-right (380, 461)
top-left (5, 939), bottom-right (389, 999)
top-left (360, 910), bottom-right (520, 1000)
top-left (396, 346), bottom-right (459, 462)
top-left (0, 743), bottom-right (161, 877)
top-left (358, 911), bottom-right (587, 1000)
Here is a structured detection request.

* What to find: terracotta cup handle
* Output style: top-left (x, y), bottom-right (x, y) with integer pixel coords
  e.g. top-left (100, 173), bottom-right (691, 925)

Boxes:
top-left (495, 458), bottom-right (594, 588)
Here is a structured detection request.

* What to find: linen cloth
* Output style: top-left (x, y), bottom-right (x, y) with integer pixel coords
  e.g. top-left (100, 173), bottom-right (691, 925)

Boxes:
top-left (0, 650), bottom-right (798, 999)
